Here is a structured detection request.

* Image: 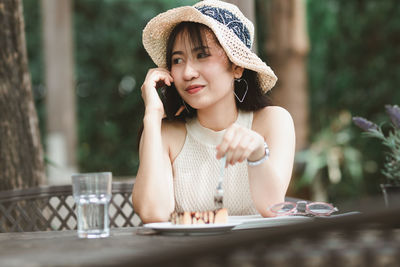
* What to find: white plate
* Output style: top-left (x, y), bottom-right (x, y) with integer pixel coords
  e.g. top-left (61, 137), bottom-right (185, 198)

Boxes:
top-left (143, 222), bottom-right (240, 236)
top-left (229, 215), bottom-right (313, 230)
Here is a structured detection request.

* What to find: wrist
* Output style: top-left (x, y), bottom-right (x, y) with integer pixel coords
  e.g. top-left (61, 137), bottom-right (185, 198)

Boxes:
top-left (247, 142), bottom-right (269, 166)
top-left (144, 108), bottom-right (164, 121)
top-left (143, 112), bottom-right (163, 127)
top-left (247, 142), bottom-right (266, 162)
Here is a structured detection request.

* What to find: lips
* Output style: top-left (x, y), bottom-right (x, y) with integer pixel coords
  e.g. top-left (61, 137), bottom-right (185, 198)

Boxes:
top-left (185, 84), bottom-right (204, 94)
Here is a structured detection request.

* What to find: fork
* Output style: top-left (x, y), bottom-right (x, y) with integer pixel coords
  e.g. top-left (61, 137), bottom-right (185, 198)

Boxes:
top-left (214, 156), bottom-right (226, 210)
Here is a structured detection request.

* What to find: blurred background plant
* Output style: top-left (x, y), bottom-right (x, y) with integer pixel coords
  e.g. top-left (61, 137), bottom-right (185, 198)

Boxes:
top-left (353, 105), bottom-right (400, 186)
top-left (295, 111), bottom-right (363, 202)
top-left (22, 0), bottom-right (400, 201)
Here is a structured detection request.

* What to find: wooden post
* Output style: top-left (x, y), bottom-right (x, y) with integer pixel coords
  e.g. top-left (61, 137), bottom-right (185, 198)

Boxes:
top-left (41, 0), bottom-right (77, 184)
top-left (226, 0), bottom-right (309, 151)
top-left (224, 0), bottom-right (257, 52)
top-left (0, 0), bottom-right (45, 190)
top-left (264, 0), bottom-right (310, 151)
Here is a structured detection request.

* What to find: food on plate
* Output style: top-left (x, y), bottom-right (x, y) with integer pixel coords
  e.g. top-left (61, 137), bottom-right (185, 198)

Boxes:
top-left (169, 208), bottom-right (228, 224)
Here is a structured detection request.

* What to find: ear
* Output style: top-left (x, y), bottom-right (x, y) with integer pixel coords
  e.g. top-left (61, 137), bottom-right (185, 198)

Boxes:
top-left (232, 64), bottom-right (244, 79)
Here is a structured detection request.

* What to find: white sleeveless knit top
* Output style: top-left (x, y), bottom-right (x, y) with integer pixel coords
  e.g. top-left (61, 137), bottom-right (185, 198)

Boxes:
top-left (172, 110), bottom-right (259, 215)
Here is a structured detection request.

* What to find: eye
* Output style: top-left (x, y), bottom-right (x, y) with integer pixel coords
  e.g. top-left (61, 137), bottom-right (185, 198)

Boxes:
top-left (197, 52), bottom-right (210, 59)
top-left (172, 58), bottom-right (183, 64)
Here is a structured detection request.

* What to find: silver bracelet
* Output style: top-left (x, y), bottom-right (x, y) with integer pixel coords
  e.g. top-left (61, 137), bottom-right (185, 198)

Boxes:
top-left (247, 142), bottom-right (269, 166)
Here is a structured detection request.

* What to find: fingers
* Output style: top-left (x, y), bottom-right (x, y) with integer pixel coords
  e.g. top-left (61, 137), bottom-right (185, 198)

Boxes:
top-left (231, 136), bottom-right (252, 163)
top-left (141, 68), bottom-right (173, 117)
top-left (216, 124), bottom-right (264, 167)
top-left (142, 68), bottom-right (173, 91)
top-left (224, 131), bottom-right (244, 165)
top-left (216, 126), bottom-right (234, 160)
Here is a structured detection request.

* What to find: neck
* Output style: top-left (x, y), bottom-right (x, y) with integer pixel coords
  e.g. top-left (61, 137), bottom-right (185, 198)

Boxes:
top-left (197, 96), bottom-right (238, 131)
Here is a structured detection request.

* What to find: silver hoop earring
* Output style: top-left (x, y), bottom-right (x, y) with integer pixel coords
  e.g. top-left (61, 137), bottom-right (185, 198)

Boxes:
top-left (234, 78), bottom-right (248, 103)
top-left (182, 99), bottom-right (190, 113)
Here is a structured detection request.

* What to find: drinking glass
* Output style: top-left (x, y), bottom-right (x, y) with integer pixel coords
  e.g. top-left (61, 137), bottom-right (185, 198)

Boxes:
top-left (71, 172), bottom-right (112, 238)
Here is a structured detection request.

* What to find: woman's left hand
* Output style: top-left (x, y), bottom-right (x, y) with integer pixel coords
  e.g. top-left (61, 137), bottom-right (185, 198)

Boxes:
top-left (216, 123), bottom-right (266, 167)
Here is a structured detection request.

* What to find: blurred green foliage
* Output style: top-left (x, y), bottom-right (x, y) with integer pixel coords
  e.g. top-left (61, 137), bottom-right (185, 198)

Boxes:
top-left (23, 0), bottom-right (45, 144)
top-left (301, 0), bottom-right (400, 201)
top-left (22, 0), bottom-right (400, 200)
top-left (23, 0), bottom-right (196, 177)
top-left (307, 0), bottom-right (400, 120)
top-left (254, 0), bottom-right (400, 202)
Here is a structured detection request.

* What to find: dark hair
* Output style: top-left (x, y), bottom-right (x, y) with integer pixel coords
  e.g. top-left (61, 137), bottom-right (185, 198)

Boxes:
top-left (162, 22), bottom-right (271, 121)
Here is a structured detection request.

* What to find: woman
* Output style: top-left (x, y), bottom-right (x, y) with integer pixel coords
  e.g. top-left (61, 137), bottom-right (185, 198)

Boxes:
top-left (133, 0), bottom-right (295, 223)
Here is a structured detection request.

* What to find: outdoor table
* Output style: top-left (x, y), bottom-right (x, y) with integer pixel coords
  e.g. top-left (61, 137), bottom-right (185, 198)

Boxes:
top-left (1, 204), bottom-right (400, 267)
top-left (0, 226), bottom-right (226, 267)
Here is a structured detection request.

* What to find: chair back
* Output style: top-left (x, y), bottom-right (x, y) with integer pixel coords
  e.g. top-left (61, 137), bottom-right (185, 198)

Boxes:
top-left (0, 181), bottom-right (141, 233)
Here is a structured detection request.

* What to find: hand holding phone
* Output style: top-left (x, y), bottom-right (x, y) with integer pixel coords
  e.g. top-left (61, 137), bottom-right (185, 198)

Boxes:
top-left (141, 68), bottom-right (174, 119)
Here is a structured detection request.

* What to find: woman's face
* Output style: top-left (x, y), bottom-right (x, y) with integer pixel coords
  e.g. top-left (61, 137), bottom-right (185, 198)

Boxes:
top-left (170, 28), bottom-right (242, 110)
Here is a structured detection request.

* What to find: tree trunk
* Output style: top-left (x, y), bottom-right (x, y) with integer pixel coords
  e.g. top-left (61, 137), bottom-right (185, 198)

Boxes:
top-left (0, 0), bottom-right (45, 190)
top-left (264, 0), bottom-right (310, 151)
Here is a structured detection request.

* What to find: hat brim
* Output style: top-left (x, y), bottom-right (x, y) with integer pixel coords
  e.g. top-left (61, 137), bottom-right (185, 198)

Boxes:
top-left (143, 6), bottom-right (277, 93)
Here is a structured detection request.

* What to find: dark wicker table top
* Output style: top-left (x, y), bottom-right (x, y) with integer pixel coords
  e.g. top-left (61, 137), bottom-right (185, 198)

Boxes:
top-left (0, 226), bottom-right (229, 267)
top-left (1, 204), bottom-right (399, 267)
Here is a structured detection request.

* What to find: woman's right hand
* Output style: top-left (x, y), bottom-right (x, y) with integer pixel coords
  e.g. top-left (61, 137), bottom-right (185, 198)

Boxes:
top-left (141, 68), bottom-right (174, 119)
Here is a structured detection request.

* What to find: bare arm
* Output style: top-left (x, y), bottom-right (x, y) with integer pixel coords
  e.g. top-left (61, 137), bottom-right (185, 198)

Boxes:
top-left (132, 68), bottom-right (175, 223)
top-left (216, 107), bottom-right (295, 217)
top-left (248, 107), bottom-right (295, 216)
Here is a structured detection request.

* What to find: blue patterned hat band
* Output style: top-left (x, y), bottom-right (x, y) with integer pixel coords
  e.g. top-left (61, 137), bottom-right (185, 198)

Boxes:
top-left (142, 0), bottom-right (277, 92)
top-left (195, 6), bottom-right (252, 49)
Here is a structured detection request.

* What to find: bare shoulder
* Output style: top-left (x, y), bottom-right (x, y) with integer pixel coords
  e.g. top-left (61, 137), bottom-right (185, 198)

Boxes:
top-left (161, 119), bottom-right (186, 142)
top-left (161, 120), bottom-right (186, 161)
top-left (252, 106), bottom-right (294, 136)
top-left (162, 119), bottom-right (185, 133)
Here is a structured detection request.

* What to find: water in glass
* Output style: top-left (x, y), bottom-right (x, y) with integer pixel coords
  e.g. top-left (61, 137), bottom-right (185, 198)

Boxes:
top-left (72, 172), bottom-right (112, 239)
top-left (76, 194), bottom-right (110, 238)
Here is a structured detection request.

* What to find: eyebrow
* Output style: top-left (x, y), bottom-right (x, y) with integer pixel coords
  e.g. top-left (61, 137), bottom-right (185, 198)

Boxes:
top-left (171, 51), bottom-right (184, 57)
top-left (171, 46), bottom-right (210, 56)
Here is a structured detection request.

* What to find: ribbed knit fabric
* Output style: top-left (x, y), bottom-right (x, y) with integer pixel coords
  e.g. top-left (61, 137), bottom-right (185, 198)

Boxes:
top-left (172, 110), bottom-right (259, 215)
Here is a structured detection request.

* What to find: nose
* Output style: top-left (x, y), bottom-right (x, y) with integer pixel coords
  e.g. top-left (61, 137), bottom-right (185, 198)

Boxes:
top-left (182, 61), bottom-right (199, 81)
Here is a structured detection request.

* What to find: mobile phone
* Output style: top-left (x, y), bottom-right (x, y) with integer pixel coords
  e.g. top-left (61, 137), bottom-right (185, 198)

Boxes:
top-left (159, 83), bottom-right (181, 120)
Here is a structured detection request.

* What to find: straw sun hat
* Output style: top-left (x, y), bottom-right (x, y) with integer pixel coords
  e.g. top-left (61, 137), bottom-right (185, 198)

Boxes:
top-left (142, 0), bottom-right (277, 93)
